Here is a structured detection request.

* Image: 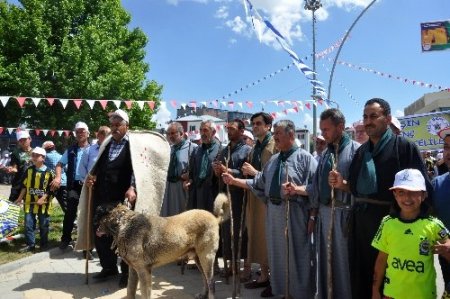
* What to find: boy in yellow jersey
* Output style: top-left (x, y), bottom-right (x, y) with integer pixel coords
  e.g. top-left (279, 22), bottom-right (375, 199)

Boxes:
top-left (15, 147), bottom-right (55, 253)
top-left (371, 168), bottom-right (450, 299)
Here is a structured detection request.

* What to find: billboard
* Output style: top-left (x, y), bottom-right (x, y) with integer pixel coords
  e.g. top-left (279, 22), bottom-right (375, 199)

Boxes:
top-left (399, 111), bottom-right (450, 151)
top-left (421, 21), bottom-right (450, 52)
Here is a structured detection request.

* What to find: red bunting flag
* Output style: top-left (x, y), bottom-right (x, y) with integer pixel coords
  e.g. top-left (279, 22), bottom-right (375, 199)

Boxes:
top-left (35, 129), bottom-right (41, 136)
top-left (16, 97), bottom-right (26, 108)
top-left (147, 101), bottom-right (155, 110)
top-left (47, 98), bottom-right (55, 106)
top-left (0, 127), bottom-right (3, 134)
top-left (305, 103), bottom-right (311, 110)
top-left (246, 101), bottom-right (253, 109)
top-left (124, 100), bottom-right (132, 109)
top-left (99, 100), bottom-right (108, 110)
top-left (49, 130), bottom-right (56, 137)
top-left (73, 100), bottom-right (82, 109)
top-left (170, 100), bottom-right (177, 108)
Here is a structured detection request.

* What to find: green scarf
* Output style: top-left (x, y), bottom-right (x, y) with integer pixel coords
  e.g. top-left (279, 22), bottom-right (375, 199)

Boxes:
top-left (269, 145), bottom-right (298, 199)
top-left (223, 140), bottom-right (245, 164)
top-left (356, 128), bottom-right (393, 196)
top-left (319, 133), bottom-right (351, 205)
top-left (198, 141), bottom-right (217, 184)
top-left (251, 132), bottom-right (272, 171)
top-left (167, 140), bottom-right (186, 182)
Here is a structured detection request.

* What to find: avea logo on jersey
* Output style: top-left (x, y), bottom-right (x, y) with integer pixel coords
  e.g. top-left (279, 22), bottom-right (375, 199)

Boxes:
top-left (391, 257), bottom-right (424, 273)
top-left (29, 188), bottom-right (45, 197)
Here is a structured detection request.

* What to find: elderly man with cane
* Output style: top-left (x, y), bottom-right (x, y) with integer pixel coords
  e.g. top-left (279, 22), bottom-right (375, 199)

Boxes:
top-left (75, 109), bottom-right (170, 288)
top-left (222, 119), bottom-right (317, 298)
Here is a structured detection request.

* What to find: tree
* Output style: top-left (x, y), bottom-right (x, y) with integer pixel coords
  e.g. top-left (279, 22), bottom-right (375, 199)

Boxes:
top-left (0, 0), bottom-right (162, 134)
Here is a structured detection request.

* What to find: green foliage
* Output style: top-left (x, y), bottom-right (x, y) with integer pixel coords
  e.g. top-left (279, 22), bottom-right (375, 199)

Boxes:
top-left (0, 204), bottom-right (65, 265)
top-left (0, 0), bottom-right (162, 134)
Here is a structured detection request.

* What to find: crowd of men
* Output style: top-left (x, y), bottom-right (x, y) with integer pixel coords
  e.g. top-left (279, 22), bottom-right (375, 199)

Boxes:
top-left (5, 98), bottom-right (450, 298)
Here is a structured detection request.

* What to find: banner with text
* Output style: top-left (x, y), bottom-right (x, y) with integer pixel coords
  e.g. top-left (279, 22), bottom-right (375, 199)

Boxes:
top-left (399, 111), bottom-right (450, 151)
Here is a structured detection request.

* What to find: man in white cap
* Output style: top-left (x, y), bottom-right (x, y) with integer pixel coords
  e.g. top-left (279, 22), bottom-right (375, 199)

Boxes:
top-left (432, 127), bottom-right (450, 290)
top-left (313, 134), bottom-right (327, 163)
top-left (84, 109), bottom-right (135, 287)
top-left (7, 130), bottom-right (33, 202)
top-left (243, 130), bottom-right (254, 146)
top-left (353, 119), bottom-right (369, 144)
top-left (51, 121), bottom-right (90, 250)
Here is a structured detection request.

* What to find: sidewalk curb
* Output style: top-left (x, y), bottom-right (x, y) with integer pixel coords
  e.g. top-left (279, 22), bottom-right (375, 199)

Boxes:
top-left (0, 247), bottom-right (60, 273)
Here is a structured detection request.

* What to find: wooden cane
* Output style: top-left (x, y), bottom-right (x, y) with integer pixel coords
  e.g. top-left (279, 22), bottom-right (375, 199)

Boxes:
top-left (236, 151), bottom-right (251, 296)
top-left (284, 162), bottom-right (291, 299)
top-left (225, 145), bottom-right (237, 299)
top-left (216, 150), bottom-right (230, 284)
top-left (326, 144), bottom-right (339, 299)
top-left (85, 184), bottom-right (92, 284)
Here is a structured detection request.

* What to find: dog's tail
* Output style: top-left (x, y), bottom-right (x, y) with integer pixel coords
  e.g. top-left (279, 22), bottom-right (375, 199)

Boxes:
top-left (213, 193), bottom-right (230, 224)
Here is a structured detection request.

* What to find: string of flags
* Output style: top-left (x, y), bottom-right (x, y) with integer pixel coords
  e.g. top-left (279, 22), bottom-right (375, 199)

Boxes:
top-left (219, 36), bottom-right (345, 100)
top-left (320, 61), bottom-right (360, 106)
top-left (243, 0), bottom-right (327, 98)
top-left (0, 96), bottom-right (158, 111)
top-left (330, 58), bottom-right (450, 91)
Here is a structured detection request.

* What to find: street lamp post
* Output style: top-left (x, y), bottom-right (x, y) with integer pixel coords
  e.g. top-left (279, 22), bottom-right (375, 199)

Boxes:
top-left (304, 0), bottom-right (322, 152)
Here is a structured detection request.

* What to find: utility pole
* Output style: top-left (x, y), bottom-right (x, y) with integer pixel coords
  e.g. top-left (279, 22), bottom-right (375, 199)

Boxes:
top-left (304, 0), bottom-right (322, 152)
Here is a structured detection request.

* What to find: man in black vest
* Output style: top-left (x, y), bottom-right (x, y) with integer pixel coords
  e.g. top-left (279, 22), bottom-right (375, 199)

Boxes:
top-left (52, 122), bottom-right (90, 250)
top-left (86, 109), bottom-right (136, 288)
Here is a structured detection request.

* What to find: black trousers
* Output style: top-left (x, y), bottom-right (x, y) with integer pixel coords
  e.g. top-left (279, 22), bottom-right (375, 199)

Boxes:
top-left (61, 184), bottom-right (82, 242)
top-left (95, 233), bottom-right (128, 274)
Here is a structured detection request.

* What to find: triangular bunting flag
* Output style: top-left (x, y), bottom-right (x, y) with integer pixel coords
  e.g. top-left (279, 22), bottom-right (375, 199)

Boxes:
top-left (73, 99), bottom-right (83, 109)
top-left (170, 100), bottom-right (177, 108)
top-left (246, 101), bottom-right (253, 109)
top-left (237, 102), bottom-right (243, 109)
top-left (31, 97), bottom-right (41, 107)
top-left (99, 100), bottom-right (108, 110)
top-left (35, 129), bottom-right (41, 136)
top-left (305, 103), bottom-right (311, 110)
top-left (180, 103), bottom-right (187, 109)
top-left (86, 100), bottom-right (96, 109)
top-left (0, 97), bottom-right (10, 107)
top-left (59, 99), bottom-right (69, 109)
top-left (16, 97), bottom-right (27, 108)
top-left (124, 100), bottom-right (132, 109)
top-left (147, 101), bottom-right (155, 110)
top-left (7, 128), bottom-right (14, 134)
top-left (64, 130), bottom-right (71, 137)
top-left (136, 101), bottom-right (145, 110)
top-left (49, 130), bottom-right (56, 137)
top-left (42, 129), bottom-right (48, 136)
top-left (57, 130), bottom-right (63, 136)
top-left (200, 101), bottom-right (207, 107)
top-left (189, 101), bottom-right (197, 109)
top-left (212, 100), bottom-right (218, 108)
top-left (228, 101), bottom-right (234, 109)
top-left (112, 100), bottom-right (122, 109)
top-left (0, 127), bottom-right (3, 134)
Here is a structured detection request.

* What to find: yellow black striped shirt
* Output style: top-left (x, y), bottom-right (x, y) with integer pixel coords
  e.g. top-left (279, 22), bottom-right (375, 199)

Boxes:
top-left (22, 165), bottom-right (54, 215)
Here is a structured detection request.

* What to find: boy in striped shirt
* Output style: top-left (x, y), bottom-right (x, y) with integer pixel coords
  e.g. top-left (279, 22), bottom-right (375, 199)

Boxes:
top-left (15, 147), bottom-right (55, 253)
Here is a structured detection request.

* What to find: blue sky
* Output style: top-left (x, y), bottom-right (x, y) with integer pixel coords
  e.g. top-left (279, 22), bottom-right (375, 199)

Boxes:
top-left (121, 0), bottom-right (450, 132)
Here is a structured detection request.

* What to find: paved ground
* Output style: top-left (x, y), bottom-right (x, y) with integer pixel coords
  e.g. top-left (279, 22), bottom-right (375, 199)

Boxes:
top-left (0, 184), bottom-right (268, 298)
top-left (0, 183), bottom-right (445, 298)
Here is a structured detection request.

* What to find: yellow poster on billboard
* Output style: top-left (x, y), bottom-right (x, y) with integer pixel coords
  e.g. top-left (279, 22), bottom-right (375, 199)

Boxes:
top-left (421, 21), bottom-right (450, 52)
top-left (399, 112), bottom-right (450, 151)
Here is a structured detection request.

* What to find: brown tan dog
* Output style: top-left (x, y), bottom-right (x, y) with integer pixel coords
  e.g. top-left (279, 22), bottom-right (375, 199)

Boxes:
top-left (95, 193), bottom-right (229, 299)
